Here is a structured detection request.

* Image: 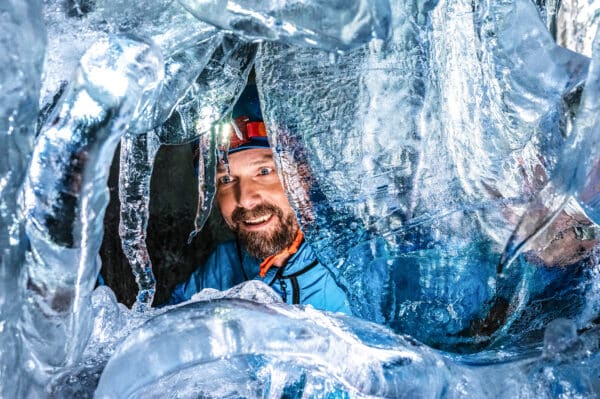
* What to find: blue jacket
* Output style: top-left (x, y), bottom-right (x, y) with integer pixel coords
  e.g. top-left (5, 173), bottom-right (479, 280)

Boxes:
top-left (169, 240), bottom-right (351, 314)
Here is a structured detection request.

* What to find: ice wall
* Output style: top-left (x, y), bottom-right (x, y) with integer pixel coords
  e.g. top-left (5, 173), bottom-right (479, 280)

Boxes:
top-left (1, 0), bottom-right (600, 397)
top-left (557, 0), bottom-right (600, 57)
top-left (0, 1), bottom-right (45, 397)
top-left (257, 0), bottom-right (593, 350)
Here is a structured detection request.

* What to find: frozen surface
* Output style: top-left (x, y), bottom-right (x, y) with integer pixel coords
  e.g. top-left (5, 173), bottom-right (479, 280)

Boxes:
top-left (0, 1), bottom-right (45, 398)
top-left (95, 298), bottom-right (452, 398)
top-left (557, 0), bottom-right (600, 57)
top-left (1, 0), bottom-right (600, 397)
top-left (119, 131), bottom-right (161, 311)
top-left (257, 0), bottom-right (593, 349)
top-left (41, 0), bottom-right (217, 104)
top-left (58, 287), bottom-right (600, 398)
top-left (178, 0), bottom-right (391, 51)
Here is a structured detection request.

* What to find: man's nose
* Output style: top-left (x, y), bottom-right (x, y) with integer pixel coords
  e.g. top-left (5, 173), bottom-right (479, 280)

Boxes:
top-left (236, 178), bottom-right (261, 209)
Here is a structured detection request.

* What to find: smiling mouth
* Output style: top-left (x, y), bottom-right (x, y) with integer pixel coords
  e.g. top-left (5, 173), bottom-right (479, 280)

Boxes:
top-left (243, 214), bottom-right (272, 226)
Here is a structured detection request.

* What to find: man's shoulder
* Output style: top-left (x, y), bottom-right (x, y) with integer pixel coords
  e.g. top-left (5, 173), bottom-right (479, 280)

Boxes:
top-left (284, 241), bottom-right (319, 271)
top-left (206, 240), bottom-right (239, 264)
top-left (212, 239), bottom-right (238, 251)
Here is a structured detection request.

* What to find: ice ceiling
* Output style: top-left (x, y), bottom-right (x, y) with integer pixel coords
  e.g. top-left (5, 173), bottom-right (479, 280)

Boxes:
top-left (2, 0), bottom-right (600, 397)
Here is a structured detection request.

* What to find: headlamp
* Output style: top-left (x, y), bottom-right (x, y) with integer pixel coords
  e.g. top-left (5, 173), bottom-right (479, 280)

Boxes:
top-left (225, 115), bottom-right (268, 154)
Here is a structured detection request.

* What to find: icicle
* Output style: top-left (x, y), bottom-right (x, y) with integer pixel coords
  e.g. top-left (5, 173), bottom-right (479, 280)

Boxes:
top-left (156, 37), bottom-right (256, 145)
top-left (118, 130), bottom-right (161, 312)
top-left (188, 126), bottom-right (219, 243)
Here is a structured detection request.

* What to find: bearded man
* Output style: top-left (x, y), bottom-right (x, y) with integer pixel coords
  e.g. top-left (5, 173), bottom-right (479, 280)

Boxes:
top-left (169, 85), bottom-right (350, 314)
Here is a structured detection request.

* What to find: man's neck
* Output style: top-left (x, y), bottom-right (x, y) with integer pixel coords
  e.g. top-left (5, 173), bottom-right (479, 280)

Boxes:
top-left (258, 229), bottom-right (304, 277)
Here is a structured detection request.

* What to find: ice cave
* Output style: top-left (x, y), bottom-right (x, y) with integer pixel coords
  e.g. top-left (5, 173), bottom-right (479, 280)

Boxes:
top-left (2, 0), bottom-right (600, 397)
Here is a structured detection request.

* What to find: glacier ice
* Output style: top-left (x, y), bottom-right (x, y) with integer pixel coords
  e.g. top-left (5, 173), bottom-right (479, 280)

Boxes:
top-left (43, 285), bottom-right (600, 398)
top-left (119, 130), bottom-right (161, 311)
top-left (256, 0), bottom-right (593, 349)
top-left (177, 0), bottom-right (391, 51)
top-left (41, 0), bottom-right (218, 103)
top-left (118, 36), bottom-right (257, 309)
top-left (0, 1), bottom-right (45, 398)
top-left (95, 298), bottom-right (453, 398)
top-left (1, 0), bottom-right (600, 397)
top-left (19, 34), bottom-right (164, 395)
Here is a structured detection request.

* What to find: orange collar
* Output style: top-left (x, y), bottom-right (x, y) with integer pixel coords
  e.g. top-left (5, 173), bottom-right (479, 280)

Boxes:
top-left (259, 229), bottom-right (304, 277)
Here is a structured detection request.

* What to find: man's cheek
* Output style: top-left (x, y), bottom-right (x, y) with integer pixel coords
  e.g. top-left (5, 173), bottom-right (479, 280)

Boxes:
top-left (222, 214), bottom-right (237, 230)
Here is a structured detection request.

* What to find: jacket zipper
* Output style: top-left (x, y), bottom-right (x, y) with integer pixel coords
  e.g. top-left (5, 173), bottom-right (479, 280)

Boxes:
top-left (290, 277), bottom-right (300, 304)
top-left (268, 259), bottom-right (319, 305)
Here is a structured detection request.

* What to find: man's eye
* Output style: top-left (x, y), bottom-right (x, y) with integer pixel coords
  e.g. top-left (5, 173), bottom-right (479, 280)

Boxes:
top-left (259, 167), bottom-right (273, 176)
top-left (219, 175), bottom-right (234, 184)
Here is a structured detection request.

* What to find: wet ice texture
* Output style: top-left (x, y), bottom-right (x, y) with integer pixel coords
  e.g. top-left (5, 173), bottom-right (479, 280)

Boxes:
top-left (37, 283), bottom-right (600, 398)
top-left (42, 0), bottom-right (217, 104)
top-left (178, 0), bottom-right (391, 51)
top-left (92, 297), bottom-right (600, 398)
top-left (19, 34), bottom-right (163, 395)
top-left (0, 1), bottom-right (45, 398)
top-left (3, 0), bottom-right (600, 397)
top-left (96, 299), bottom-right (452, 398)
top-left (257, 0), bottom-right (594, 349)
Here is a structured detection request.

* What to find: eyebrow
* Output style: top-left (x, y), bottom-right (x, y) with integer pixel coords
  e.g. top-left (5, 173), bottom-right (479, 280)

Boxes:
top-left (216, 153), bottom-right (274, 173)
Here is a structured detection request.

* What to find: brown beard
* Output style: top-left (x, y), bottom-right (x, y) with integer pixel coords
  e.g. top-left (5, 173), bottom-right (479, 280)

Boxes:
top-left (231, 203), bottom-right (298, 260)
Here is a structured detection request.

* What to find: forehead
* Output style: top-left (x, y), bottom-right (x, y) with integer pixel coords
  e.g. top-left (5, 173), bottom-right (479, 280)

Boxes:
top-left (217, 148), bottom-right (275, 173)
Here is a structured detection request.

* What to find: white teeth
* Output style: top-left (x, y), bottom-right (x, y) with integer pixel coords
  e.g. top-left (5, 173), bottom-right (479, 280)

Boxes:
top-left (244, 214), bottom-right (271, 225)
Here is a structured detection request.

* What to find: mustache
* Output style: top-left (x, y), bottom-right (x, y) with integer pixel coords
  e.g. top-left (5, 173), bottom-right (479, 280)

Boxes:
top-left (231, 203), bottom-right (283, 225)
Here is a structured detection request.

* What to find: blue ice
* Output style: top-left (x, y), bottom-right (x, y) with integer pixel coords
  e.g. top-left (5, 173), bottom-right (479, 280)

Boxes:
top-left (1, 0), bottom-right (600, 397)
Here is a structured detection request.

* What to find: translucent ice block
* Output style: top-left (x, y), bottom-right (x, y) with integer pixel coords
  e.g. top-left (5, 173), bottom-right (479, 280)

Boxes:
top-left (0, 1), bottom-right (46, 396)
top-left (256, 0), bottom-right (590, 349)
top-left (19, 34), bottom-right (163, 394)
top-left (178, 0), bottom-right (390, 51)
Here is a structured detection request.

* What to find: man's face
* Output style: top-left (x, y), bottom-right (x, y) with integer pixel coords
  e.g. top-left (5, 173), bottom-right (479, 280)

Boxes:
top-left (216, 148), bottom-right (299, 259)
